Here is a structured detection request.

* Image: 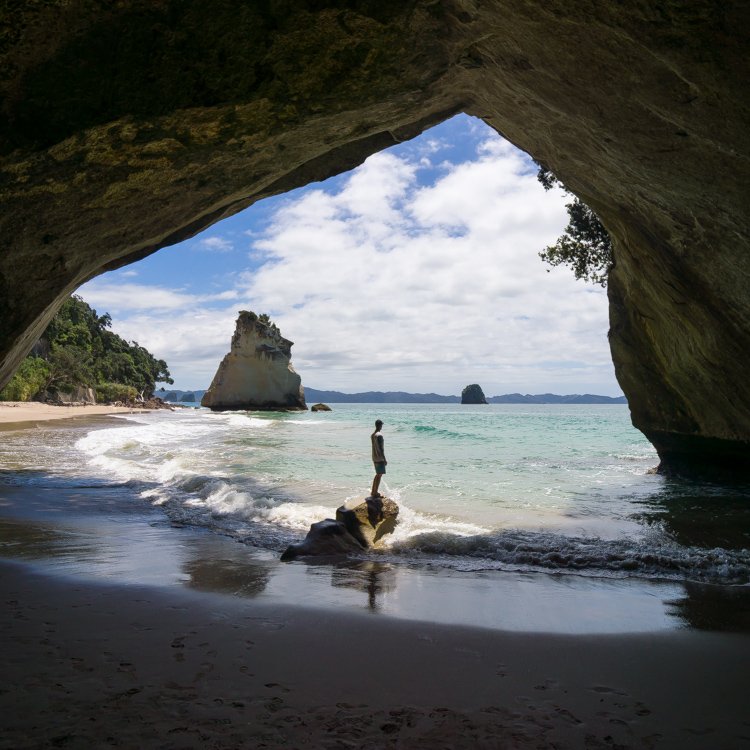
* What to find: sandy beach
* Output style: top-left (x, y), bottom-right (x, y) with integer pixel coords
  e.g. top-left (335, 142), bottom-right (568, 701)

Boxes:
top-left (1, 560), bottom-right (749, 750)
top-left (1, 411), bottom-right (749, 749)
top-left (0, 401), bottom-right (149, 425)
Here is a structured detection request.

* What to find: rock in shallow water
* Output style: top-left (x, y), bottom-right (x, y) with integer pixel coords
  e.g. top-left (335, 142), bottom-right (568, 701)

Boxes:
top-left (280, 519), bottom-right (363, 561)
top-left (280, 498), bottom-right (399, 560)
top-left (311, 403), bottom-right (332, 412)
top-left (336, 496), bottom-right (399, 549)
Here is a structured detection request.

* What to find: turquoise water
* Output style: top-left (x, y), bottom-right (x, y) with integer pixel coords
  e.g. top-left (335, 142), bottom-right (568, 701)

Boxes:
top-left (2, 404), bottom-right (750, 584)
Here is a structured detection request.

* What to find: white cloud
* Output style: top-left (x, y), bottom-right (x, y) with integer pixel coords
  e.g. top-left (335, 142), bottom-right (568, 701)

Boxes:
top-left (194, 236), bottom-right (234, 252)
top-left (233, 136), bottom-right (617, 394)
top-left (78, 282), bottom-right (241, 314)
top-left (78, 128), bottom-right (620, 394)
top-left (121, 270), bottom-right (138, 277)
top-left (79, 283), bottom-right (201, 313)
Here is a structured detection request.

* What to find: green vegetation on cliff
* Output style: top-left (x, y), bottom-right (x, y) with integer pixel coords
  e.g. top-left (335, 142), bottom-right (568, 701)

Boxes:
top-left (0, 295), bottom-right (172, 402)
top-left (239, 310), bottom-right (278, 331)
top-left (537, 166), bottom-right (612, 287)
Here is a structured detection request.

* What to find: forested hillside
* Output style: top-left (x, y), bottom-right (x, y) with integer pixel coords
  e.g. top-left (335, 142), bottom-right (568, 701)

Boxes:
top-left (0, 295), bottom-right (172, 402)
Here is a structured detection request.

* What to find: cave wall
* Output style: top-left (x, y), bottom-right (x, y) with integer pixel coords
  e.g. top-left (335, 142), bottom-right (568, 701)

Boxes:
top-left (1, 0), bottom-right (748, 475)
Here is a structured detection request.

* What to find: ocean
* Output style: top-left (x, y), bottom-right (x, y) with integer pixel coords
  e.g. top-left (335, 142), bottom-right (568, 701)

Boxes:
top-left (2, 403), bottom-right (749, 591)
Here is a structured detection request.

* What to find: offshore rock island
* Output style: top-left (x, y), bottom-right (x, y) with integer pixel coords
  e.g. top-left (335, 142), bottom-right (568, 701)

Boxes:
top-left (201, 312), bottom-right (306, 412)
top-left (462, 384), bottom-right (488, 404)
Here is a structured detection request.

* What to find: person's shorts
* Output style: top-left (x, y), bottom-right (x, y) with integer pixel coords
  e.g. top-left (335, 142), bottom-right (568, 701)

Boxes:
top-left (374, 462), bottom-right (386, 474)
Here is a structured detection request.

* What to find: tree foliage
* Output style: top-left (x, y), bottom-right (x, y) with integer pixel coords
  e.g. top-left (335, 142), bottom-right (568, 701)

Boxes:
top-left (240, 310), bottom-right (278, 333)
top-left (0, 295), bottom-right (173, 401)
top-left (0, 357), bottom-right (49, 401)
top-left (537, 166), bottom-right (612, 287)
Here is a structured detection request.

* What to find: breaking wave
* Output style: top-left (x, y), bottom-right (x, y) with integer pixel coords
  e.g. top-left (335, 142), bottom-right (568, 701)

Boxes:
top-left (381, 527), bottom-right (750, 584)
top-left (66, 408), bottom-right (750, 587)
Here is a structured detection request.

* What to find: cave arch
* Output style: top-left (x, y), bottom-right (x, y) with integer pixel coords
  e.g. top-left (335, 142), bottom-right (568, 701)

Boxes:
top-left (1, 0), bottom-right (749, 477)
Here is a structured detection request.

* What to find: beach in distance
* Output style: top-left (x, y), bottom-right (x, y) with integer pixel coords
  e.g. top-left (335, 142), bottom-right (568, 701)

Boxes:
top-left (1, 403), bottom-right (749, 748)
top-left (0, 400), bottom-right (150, 424)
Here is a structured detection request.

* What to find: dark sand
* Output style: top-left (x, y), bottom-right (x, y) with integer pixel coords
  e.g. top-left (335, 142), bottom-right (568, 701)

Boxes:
top-left (2, 560), bottom-right (750, 749)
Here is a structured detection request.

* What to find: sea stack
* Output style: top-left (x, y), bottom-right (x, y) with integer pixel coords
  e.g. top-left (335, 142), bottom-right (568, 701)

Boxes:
top-left (461, 384), bottom-right (488, 404)
top-left (201, 312), bottom-right (306, 411)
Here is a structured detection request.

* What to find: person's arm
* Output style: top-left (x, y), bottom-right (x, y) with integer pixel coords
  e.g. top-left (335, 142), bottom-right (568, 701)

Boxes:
top-left (378, 435), bottom-right (386, 465)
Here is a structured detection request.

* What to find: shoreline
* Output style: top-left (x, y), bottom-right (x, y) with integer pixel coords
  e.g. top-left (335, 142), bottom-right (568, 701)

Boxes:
top-left (1, 414), bottom-right (749, 747)
top-left (1, 558), bottom-right (749, 749)
top-left (0, 400), bottom-right (150, 426)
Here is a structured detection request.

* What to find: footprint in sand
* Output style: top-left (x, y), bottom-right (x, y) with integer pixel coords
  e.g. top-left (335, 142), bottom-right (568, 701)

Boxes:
top-left (534, 679), bottom-right (562, 691)
top-left (590, 686), bottom-right (629, 696)
top-left (264, 682), bottom-right (291, 693)
top-left (553, 707), bottom-right (581, 725)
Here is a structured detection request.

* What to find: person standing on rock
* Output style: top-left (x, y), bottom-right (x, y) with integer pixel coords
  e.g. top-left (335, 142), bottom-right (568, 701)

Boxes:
top-left (370, 419), bottom-right (387, 498)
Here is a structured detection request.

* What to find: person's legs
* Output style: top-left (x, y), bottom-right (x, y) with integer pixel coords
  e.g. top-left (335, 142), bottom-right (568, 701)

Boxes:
top-left (371, 463), bottom-right (385, 497)
top-left (371, 471), bottom-right (382, 497)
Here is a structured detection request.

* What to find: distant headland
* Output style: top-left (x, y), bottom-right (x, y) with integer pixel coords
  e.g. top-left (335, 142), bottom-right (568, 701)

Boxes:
top-left (303, 388), bottom-right (627, 404)
top-left (159, 387), bottom-right (627, 405)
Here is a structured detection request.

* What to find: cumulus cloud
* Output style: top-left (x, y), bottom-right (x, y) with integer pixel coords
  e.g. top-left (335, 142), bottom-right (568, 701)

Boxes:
top-left (79, 283), bottom-right (201, 313)
top-left (194, 236), bottom-right (234, 252)
top-left (79, 124), bottom-right (619, 394)
top-left (235, 136), bottom-right (615, 394)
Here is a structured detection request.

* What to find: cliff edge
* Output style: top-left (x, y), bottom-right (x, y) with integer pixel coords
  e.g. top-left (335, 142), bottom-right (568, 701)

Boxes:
top-left (201, 313), bottom-right (306, 412)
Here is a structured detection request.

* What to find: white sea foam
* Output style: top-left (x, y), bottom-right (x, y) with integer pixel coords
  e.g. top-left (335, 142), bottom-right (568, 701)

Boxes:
top-left (60, 405), bottom-right (750, 585)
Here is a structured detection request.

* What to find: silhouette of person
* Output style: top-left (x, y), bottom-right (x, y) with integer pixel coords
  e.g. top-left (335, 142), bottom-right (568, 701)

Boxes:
top-left (370, 419), bottom-right (386, 498)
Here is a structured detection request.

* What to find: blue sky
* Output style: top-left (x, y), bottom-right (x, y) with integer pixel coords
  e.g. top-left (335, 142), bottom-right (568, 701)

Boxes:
top-left (79, 114), bottom-right (622, 396)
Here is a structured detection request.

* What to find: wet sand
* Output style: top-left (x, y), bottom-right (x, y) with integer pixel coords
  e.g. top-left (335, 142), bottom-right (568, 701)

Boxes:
top-left (0, 401), bottom-right (148, 426)
top-left (1, 559), bottom-right (750, 750)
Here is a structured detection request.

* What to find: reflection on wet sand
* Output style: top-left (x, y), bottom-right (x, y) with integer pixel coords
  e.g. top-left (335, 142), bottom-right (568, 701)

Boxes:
top-left (182, 542), bottom-right (271, 597)
top-left (633, 480), bottom-right (750, 550)
top-left (0, 517), bottom-right (108, 563)
top-left (326, 561), bottom-right (397, 611)
top-left (667, 583), bottom-right (750, 632)
top-left (2, 480), bottom-right (750, 633)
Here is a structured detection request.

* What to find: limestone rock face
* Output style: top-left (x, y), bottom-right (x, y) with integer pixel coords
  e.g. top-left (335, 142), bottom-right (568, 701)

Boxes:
top-left (2, 1), bottom-right (750, 475)
top-left (73, 386), bottom-right (96, 404)
top-left (336, 497), bottom-right (399, 549)
top-left (462, 384), bottom-right (487, 405)
top-left (311, 403), bottom-right (332, 412)
top-left (202, 313), bottom-right (306, 412)
top-left (280, 519), bottom-right (362, 561)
